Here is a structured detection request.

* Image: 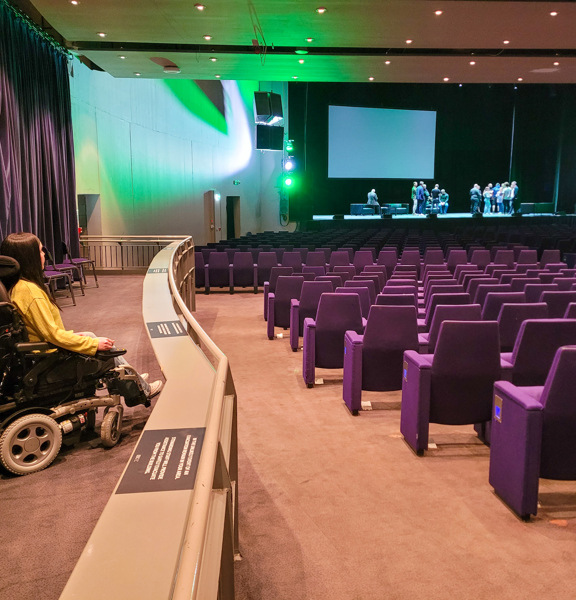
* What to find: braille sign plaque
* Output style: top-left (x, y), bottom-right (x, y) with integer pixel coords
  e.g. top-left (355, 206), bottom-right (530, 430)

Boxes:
top-left (116, 428), bottom-right (206, 494)
top-left (147, 267), bottom-right (168, 274)
top-left (147, 320), bottom-right (187, 338)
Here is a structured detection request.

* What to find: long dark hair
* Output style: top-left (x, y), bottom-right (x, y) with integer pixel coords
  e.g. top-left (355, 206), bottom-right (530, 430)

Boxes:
top-left (0, 233), bottom-right (58, 306)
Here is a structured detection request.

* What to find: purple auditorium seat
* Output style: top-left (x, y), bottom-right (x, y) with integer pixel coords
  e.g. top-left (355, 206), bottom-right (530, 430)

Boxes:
top-left (493, 250), bottom-right (515, 269)
top-left (470, 249), bottom-right (491, 270)
top-left (387, 279), bottom-right (418, 293)
top-left (509, 277), bottom-right (541, 291)
top-left (418, 303), bottom-right (482, 353)
top-left (293, 247), bottom-right (309, 262)
top-left (423, 249), bottom-right (444, 265)
top-left (517, 249), bottom-right (538, 265)
top-left (338, 247), bottom-right (354, 262)
top-left (500, 319), bottom-right (576, 385)
top-left (257, 252), bottom-right (280, 286)
top-left (560, 269), bottom-right (576, 277)
top-left (333, 265), bottom-right (356, 281)
top-left (540, 291), bottom-right (576, 318)
top-left (317, 247), bottom-right (332, 262)
top-left (363, 265), bottom-right (389, 283)
top-left (474, 283), bottom-right (512, 306)
top-left (205, 252), bottom-right (231, 293)
top-left (481, 292), bottom-right (526, 321)
top-left (400, 250), bottom-right (422, 278)
top-left (300, 272), bottom-right (315, 282)
top-left (289, 281), bottom-right (333, 351)
top-left (230, 252), bottom-right (257, 293)
top-left (423, 273), bottom-right (454, 293)
top-left (315, 275), bottom-right (343, 289)
top-left (393, 265), bottom-right (418, 278)
top-left (552, 277), bottom-right (576, 291)
top-left (353, 250), bottom-right (375, 274)
top-left (461, 272), bottom-right (490, 292)
top-left (418, 292), bottom-right (471, 333)
top-left (195, 251), bottom-right (205, 288)
top-left (282, 251), bottom-right (303, 273)
top-left (376, 293), bottom-right (417, 307)
top-left (524, 283), bottom-right (559, 303)
top-left (302, 293), bottom-right (364, 388)
top-left (343, 305), bottom-right (419, 413)
top-left (498, 303), bottom-right (549, 352)
top-left (377, 249), bottom-right (398, 275)
top-left (401, 321), bottom-right (501, 455)
top-left (565, 303), bottom-right (576, 318)
top-left (201, 248), bottom-right (217, 264)
top-left (274, 248), bottom-right (285, 263)
top-left (336, 286), bottom-right (371, 318)
top-left (454, 264), bottom-right (478, 282)
top-left (344, 278), bottom-right (376, 303)
top-left (381, 285), bottom-right (417, 300)
top-left (225, 248), bottom-right (238, 263)
top-left (446, 249), bottom-right (468, 274)
top-left (267, 276), bottom-right (305, 339)
top-left (540, 249), bottom-right (561, 268)
top-left (352, 274), bottom-right (381, 296)
top-left (489, 346), bottom-right (576, 519)
top-left (249, 247), bottom-right (261, 262)
top-left (263, 267), bottom-right (293, 320)
top-left (423, 282), bottom-right (461, 307)
top-left (329, 251), bottom-right (352, 271)
top-left (306, 251), bottom-right (327, 267)
top-left (538, 272), bottom-right (560, 284)
top-left (484, 263), bottom-right (508, 276)
top-left (303, 266), bottom-right (325, 277)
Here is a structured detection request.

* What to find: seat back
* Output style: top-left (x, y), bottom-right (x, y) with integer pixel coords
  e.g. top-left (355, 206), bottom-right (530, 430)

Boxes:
top-left (424, 249), bottom-right (444, 265)
top-left (353, 250), bottom-right (375, 274)
top-left (375, 293), bottom-right (416, 307)
top-left (315, 275), bottom-right (343, 289)
top-left (446, 249), bottom-right (468, 273)
top-left (306, 251), bottom-right (327, 267)
top-left (195, 252), bottom-right (205, 287)
top-left (470, 249), bottom-right (491, 269)
top-left (361, 305), bottom-right (419, 390)
top-left (281, 251), bottom-right (303, 273)
top-left (474, 283), bottom-right (512, 306)
top-left (481, 292), bottom-right (526, 321)
top-left (381, 285), bottom-right (417, 299)
top-left (510, 319), bottom-right (576, 385)
top-left (454, 264), bottom-right (478, 282)
top-left (377, 249), bottom-right (398, 272)
top-left (344, 278), bottom-right (376, 303)
top-left (540, 291), bottom-right (576, 318)
top-left (336, 287), bottom-right (371, 318)
top-left (497, 302), bottom-right (549, 352)
top-left (565, 303), bottom-right (576, 318)
top-left (425, 283), bottom-right (462, 307)
top-left (517, 249), bottom-right (538, 265)
top-left (257, 252), bottom-right (279, 285)
top-left (509, 277), bottom-right (541, 291)
top-left (315, 293), bottom-right (363, 368)
top-left (302, 266), bottom-right (325, 277)
top-left (387, 279), bottom-right (418, 292)
top-left (363, 265), bottom-right (389, 283)
top-left (274, 276), bottom-right (305, 328)
top-left (297, 281), bottom-right (333, 334)
top-left (293, 247), bottom-right (309, 262)
top-left (493, 250), bottom-right (515, 268)
top-left (553, 277), bottom-right (576, 291)
top-left (540, 346), bottom-right (576, 479)
top-left (333, 265), bottom-right (356, 280)
top-left (430, 321), bottom-right (500, 424)
top-left (400, 249), bottom-right (421, 276)
top-left (426, 304), bottom-right (482, 353)
top-left (328, 251), bottom-right (352, 270)
top-left (425, 292), bottom-right (471, 326)
top-left (524, 283), bottom-right (559, 303)
top-left (268, 267), bottom-right (293, 293)
top-left (232, 251), bottom-right (253, 269)
top-left (540, 249), bottom-right (561, 268)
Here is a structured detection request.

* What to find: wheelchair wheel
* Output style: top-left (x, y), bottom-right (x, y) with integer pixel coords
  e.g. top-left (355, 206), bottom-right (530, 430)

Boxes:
top-left (101, 409), bottom-right (121, 447)
top-left (0, 413), bottom-right (62, 476)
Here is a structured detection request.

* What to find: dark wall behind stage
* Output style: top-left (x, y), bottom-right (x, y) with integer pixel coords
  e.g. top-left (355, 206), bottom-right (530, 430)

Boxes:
top-left (288, 82), bottom-right (576, 221)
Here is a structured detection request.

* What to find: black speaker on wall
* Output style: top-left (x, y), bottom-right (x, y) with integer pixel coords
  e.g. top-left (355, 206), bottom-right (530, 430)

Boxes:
top-left (254, 91), bottom-right (283, 123)
top-left (256, 124), bottom-right (284, 151)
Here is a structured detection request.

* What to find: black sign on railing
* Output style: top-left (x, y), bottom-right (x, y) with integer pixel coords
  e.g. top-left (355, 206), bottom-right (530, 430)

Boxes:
top-left (147, 321), bottom-right (188, 338)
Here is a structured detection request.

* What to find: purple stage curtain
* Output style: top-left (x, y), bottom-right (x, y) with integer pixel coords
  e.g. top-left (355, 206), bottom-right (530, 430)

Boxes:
top-left (0, 2), bottom-right (79, 261)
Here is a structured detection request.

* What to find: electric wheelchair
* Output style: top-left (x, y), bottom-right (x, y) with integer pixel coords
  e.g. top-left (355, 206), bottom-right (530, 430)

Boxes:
top-left (0, 256), bottom-right (150, 476)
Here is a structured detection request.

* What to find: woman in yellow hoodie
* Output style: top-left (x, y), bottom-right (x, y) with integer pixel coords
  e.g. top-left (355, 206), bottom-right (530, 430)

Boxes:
top-left (1, 232), bottom-right (161, 398)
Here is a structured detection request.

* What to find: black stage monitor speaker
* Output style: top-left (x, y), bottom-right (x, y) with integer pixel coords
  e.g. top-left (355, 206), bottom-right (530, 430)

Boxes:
top-left (472, 212), bottom-right (483, 219)
top-left (254, 92), bottom-right (283, 123)
top-left (256, 124), bottom-right (284, 151)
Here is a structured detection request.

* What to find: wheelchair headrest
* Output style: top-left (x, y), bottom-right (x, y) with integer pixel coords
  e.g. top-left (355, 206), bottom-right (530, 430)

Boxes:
top-left (0, 255), bottom-right (20, 299)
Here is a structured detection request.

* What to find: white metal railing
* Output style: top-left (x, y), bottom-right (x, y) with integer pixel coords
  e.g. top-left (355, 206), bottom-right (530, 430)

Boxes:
top-left (168, 238), bottom-right (238, 600)
top-left (80, 235), bottom-right (189, 270)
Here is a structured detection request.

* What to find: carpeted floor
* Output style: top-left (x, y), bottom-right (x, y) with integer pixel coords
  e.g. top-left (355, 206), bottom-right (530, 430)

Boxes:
top-left (1, 280), bottom-right (576, 600)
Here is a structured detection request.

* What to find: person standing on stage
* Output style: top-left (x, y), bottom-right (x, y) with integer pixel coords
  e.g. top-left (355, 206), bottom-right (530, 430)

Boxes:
top-left (416, 181), bottom-right (425, 214)
top-left (483, 186), bottom-right (493, 214)
top-left (423, 184), bottom-right (430, 212)
top-left (470, 184), bottom-right (482, 213)
top-left (367, 188), bottom-right (380, 214)
top-left (492, 183), bottom-right (501, 212)
top-left (496, 183), bottom-right (506, 213)
top-left (502, 182), bottom-right (513, 214)
top-left (411, 181), bottom-right (418, 214)
top-left (511, 181), bottom-right (519, 214)
top-left (439, 189), bottom-right (449, 214)
top-left (431, 184), bottom-right (441, 212)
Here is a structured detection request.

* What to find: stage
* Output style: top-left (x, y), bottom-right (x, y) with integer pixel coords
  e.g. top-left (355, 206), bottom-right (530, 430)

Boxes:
top-left (305, 212), bottom-right (574, 232)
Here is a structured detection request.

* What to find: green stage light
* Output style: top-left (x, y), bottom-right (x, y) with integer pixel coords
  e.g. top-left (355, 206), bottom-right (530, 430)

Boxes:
top-left (284, 177), bottom-right (293, 187)
top-left (286, 140), bottom-right (294, 152)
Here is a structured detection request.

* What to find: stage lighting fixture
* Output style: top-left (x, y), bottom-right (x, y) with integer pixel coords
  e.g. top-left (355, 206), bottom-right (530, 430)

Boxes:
top-left (285, 159), bottom-right (295, 171)
top-left (286, 140), bottom-right (294, 152)
top-left (284, 177), bottom-right (293, 187)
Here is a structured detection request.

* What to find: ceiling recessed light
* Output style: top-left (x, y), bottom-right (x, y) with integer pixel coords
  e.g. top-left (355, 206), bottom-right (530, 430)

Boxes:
top-left (195, 3), bottom-right (206, 10)
top-left (385, 60), bottom-right (391, 65)
top-left (97, 32), bottom-right (106, 37)
top-left (368, 77), bottom-right (374, 81)
top-left (70, 0), bottom-right (79, 5)
top-left (435, 10), bottom-right (443, 16)
top-left (503, 40), bottom-right (510, 44)
top-left (550, 11), bottom-right (558, 16)
top-left (443, 77), bottom-right (449, 82)
top-left (118, 55), bottom-right (126, 59)
top-left (215, 74), bottom-right (221, 78)
top-left (554, 61), bottom-right (560, 66)
top-left (469, 61), bottom-right (476, 65)
top-left (316, 7), bottom-right (327, 13)
top-left (305, 37), bottom-right (314, 43)
top-left (299, 59), bottom-right (305, 64)
top-left (406, 39), bottom-right (413, 44)
top-left (203, 35), bottom-right (212, 40)
top-left (134, 72), bottom-right (141, 76)
top-left (518, 77), bottom-right (523, 81)
top-left (459, 84), bottom-right (463, 87)
top-left (292, 76), bottom-right (299, 79)
top-left (209, 57), bottom-right (217, 62)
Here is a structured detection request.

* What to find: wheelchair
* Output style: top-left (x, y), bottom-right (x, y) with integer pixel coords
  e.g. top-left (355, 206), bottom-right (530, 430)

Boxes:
top-left (0, 257), bottom-right (150, 476)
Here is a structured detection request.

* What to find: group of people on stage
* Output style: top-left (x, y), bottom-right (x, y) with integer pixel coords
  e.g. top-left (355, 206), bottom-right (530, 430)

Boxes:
top-left (411, 181), bottom-right (449, 215)
top-left (470, 182), bottom-right (519, 215)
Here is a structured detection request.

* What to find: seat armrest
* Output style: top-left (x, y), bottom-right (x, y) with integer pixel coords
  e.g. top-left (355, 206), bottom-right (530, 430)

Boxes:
top-left (290, 299), bottom-right (300, 309)
top-left (493, 381), bottom-right (544, 411)
top-left (361, 317), bottom-right (367, 329)
top-left (289, 300), bottom-right (300, 351)
top-left (303, 317), bottom-right (316, 330)
top-left (344, 330), bottom-right (364, 346)
top-left (96, 348), bottom-right (127, 359)
top-left (404, 350), bottom-right (433, 370)
top-left (14, 342), bottom-right (52, 353)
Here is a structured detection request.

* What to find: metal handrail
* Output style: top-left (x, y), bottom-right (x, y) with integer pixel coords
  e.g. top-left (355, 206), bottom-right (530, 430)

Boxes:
top-left (167, 238), bottom-right (232, 600)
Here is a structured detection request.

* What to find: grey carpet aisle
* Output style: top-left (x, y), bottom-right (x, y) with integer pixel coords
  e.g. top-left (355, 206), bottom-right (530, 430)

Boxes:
top-left (2, 281), bottom-right (576, 600)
